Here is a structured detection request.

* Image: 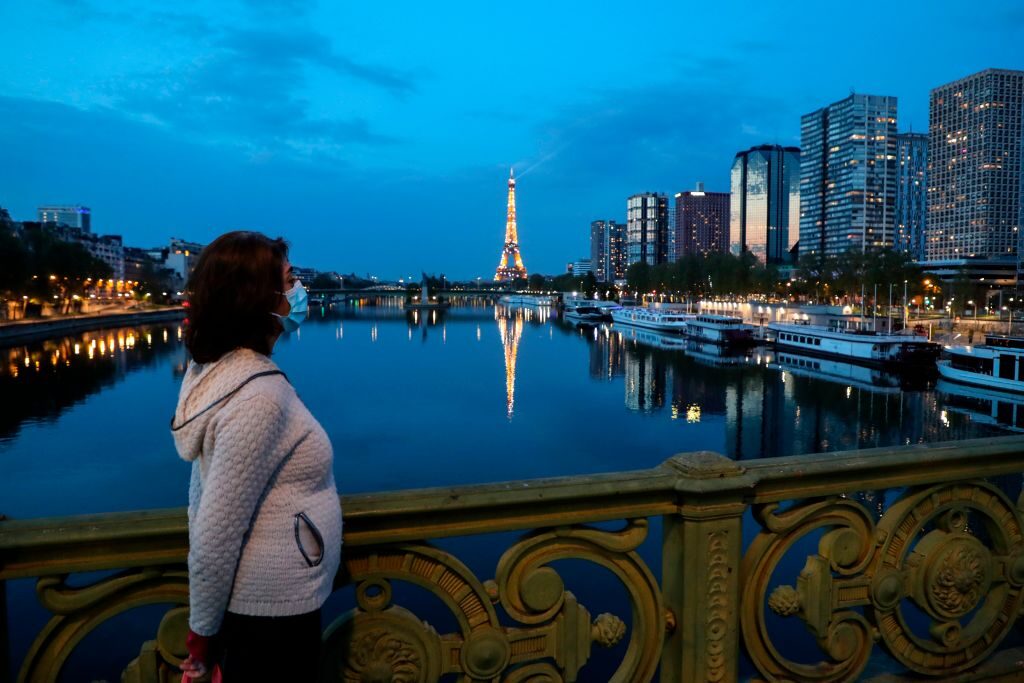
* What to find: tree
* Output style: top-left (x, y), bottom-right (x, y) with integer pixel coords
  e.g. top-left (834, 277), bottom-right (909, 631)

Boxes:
top-left (0, 230), bottom-right (29, 294)
top-left (311, 272), bottom-right (341, 290)
top-left (626, 261), bottom-right (651, 293)
top-left (527, 273), bottom-right (546, 291)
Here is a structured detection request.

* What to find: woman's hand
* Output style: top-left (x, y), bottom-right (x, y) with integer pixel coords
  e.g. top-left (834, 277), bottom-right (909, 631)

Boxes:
top-left (179, 654), bottom-right (210, 681)
top-left (180, 629), bottom-right (218, 681)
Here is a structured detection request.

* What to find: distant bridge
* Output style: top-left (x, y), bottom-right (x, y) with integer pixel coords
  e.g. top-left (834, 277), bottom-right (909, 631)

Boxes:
top-left (306, 287), bottom-right (537, 301)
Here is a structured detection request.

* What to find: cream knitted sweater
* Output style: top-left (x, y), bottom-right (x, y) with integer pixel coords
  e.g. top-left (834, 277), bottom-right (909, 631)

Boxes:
top-left (171, 348), bottom-right (342, 636)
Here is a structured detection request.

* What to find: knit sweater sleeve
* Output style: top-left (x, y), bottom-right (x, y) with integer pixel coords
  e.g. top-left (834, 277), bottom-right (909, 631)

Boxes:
top-left (187, 394), bottom-right (289, 636)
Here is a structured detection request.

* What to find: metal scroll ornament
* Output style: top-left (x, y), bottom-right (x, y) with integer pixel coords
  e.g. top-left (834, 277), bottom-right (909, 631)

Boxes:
top-left (741, 483), bottom-right (1024, 682)
top-left (326, 523), bottom-right (656, 682)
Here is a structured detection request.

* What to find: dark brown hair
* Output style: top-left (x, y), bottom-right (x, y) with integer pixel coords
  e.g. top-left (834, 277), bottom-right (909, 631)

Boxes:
top-left (184, 231), bottom-right (289, 363)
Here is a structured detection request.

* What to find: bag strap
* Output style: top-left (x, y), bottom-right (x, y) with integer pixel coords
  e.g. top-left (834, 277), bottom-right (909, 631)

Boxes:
top-left (170, 370), bottom-right (287, 431)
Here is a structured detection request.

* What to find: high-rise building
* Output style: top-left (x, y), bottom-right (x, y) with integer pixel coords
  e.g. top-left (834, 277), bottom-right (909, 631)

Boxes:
top-left (730, 146), bottom-right (801, 264)
top-left (572, 259), bottom-right (593, 276)
top-left (38, 205), bottom-right (91, 232)
top-left (675, 182), bottom-right (730, 258)
top-left (494, 169), bottom-right (528, 281)
top-left (626, 193), bottom-right (668, 266)
top-left (895, 132), bottom-right (928, 259)
top-left (924, 69), bottom-right (1024, 278)
top-left (667, 203), bottom-right (678, 261)
top-left (590, 219), bottom-right (627, 282)
top-left (799, 94), bottom-right (898, 257)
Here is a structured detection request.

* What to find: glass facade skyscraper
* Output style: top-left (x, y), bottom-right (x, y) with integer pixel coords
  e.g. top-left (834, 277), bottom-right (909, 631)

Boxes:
top-left (590, 219), bottom-right (627, 282)
top-left (925, 69), bottom-right (1024, 264)
top-left (675, 183), bottom-right (730, 258)
top-left (799, 94), bottom-right (898, 257)
top-left (729, 145), bottom-right (800, 264)
top-left (895, 132), bottom-right (928, 259)
top-left (626, 193), bottom-right (668, 266)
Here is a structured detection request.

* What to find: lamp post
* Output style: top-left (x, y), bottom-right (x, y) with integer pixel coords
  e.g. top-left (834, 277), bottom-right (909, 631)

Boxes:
top-left (903, 279), bottom-right (909, 328)
top-left (888, 283), bottom-right (894, 334)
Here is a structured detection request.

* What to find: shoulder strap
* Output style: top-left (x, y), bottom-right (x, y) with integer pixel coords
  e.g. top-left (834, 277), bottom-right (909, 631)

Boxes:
top-left (170, 370), bottom-right (288, 431)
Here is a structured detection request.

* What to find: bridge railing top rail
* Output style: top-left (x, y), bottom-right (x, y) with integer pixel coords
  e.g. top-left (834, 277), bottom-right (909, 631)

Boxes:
top-left (3, 435), bottom-right (1024, 580)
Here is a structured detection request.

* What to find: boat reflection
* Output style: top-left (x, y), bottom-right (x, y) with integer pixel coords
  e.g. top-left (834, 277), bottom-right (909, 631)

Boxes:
top-left (936, 379), bottom-right (1024, 433)
top-left (567, 319), bottom-right (986, 458)
top-left (768, 351), bottom-right (903, 394)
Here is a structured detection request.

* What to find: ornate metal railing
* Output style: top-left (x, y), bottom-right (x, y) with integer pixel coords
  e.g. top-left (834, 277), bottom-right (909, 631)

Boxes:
top-left (4, 436), bottom-right (1024, 681)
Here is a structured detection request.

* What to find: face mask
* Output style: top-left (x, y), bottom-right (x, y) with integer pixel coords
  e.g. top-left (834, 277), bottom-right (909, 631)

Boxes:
top-left (273, 280), bottom-right (308, 333)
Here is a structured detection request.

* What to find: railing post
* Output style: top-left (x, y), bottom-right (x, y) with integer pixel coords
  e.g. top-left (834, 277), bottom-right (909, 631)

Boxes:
top-left (660, 453), bottom-right (746, 683)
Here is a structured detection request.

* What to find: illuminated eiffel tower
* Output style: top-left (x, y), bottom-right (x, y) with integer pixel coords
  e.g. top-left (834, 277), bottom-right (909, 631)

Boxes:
top-left (494, 168), bottom-right (528, 281)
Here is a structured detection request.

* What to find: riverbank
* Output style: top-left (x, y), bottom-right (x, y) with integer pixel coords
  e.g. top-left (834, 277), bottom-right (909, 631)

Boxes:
top-left (0, 307), bottom-right (186, 345)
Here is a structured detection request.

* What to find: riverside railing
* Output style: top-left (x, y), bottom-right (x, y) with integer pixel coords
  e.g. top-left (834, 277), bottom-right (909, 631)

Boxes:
top-left (4, 436), bottom-right (1024, 682)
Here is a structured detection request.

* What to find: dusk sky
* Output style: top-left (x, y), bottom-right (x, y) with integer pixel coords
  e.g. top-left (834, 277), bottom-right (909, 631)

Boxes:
top-left (1, 0), bottom-right (1022, 279)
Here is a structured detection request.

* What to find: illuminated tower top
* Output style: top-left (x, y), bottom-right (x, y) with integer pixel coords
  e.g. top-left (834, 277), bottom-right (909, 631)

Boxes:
top-left (494, 168), bottom-right (527, 281)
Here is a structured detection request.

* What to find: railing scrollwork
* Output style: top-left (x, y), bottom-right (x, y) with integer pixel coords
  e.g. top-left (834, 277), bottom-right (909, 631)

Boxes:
top-left (5, 436), bottom-right (1024, 681)
top-left (743, 481), bottom-right (1024, 681)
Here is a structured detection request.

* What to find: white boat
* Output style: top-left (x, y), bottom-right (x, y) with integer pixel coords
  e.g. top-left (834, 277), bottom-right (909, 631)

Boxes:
top-left (937, 336), bottom-right (1024, 394)
top-left (767, 322), bottom-right (938, 367)
top-left (611, 307), bottom-right (693, 333)
top-left (687, 314), bottom-right (754, 345)
top-left (563, 304), bottom-right (605, 324)
top-left (564, 298), bottom-right (620, 321)
top-left (499, 294), bottom-right (554, 306)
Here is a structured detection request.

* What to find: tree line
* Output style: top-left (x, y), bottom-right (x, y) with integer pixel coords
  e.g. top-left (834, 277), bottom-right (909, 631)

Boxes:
top-left (1, 225), bottom-right (113, 315)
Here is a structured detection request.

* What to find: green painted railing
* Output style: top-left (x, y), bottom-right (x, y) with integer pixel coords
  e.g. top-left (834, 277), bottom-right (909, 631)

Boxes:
top-left (4, 436), bottom-right (1024, 681)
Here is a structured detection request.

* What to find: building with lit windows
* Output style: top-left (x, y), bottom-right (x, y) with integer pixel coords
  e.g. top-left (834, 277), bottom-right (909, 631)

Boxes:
top-left (730, 146), bottom-right (800, 264)
top-left (895, 132), bottom-right (928, 259)
top-left (590, 219), bottom-right (626, 282)
top-left (572, 259), bottom-right (593, 276)
top-left (675, 182), bottom-right (730, 258)
top-left (626, 193), bottom-right (668, 266)
top-left (165, 238), bottom-right (205, 281)
top-left (38, 205), bottom-right (91, 232)
top-left (924, 69), bottom-right (1024, 285)
top-left (799, 94), bottom-right (898, 257)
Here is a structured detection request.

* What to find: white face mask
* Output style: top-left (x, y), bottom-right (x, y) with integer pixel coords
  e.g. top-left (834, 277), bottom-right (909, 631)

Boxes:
top-left (272, 280), bottom-right (308, 332)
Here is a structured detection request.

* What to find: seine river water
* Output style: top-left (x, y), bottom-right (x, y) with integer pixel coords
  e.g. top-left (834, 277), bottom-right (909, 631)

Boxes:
top-left (1, 299), bottom-right (1019, 680)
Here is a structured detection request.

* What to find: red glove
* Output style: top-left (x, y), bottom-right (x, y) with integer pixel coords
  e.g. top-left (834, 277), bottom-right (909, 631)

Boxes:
top-left (181, 629), bottom-right (222, 682)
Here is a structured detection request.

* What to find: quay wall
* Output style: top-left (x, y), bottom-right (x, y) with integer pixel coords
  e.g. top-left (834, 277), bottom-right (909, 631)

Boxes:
top-left (0, 307), bottom-right (186, 345)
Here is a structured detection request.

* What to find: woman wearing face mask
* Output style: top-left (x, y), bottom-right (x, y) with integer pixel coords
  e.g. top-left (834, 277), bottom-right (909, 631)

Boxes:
top-left (171, 231), bottom-right (342, 681)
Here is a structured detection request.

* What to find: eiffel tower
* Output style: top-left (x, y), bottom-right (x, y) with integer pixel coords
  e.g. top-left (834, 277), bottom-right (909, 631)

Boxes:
top-left (494, 168), bottom-right (528, 281)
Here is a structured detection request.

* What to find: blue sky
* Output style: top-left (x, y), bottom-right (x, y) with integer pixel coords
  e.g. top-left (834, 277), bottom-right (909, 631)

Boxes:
top-left (1, 0), bottom-right (1021, 279)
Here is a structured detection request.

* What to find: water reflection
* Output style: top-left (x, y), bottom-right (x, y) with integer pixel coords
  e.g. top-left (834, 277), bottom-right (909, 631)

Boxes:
top-left (570, 323), bottom-right (1003, 458)
top-left (0, 324), bottom-right (186, 442)
top-left (937, 379), bottom-right (1024, 433)
top-left (496, 306), bottom-right (524, 419)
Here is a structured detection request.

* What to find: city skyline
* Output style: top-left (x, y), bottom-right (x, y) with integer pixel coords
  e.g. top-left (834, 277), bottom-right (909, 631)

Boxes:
top-left (0, 1), bottom-right (1021, 278)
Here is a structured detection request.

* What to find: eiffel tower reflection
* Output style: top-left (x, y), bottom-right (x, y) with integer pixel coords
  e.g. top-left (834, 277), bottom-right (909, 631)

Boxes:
top-left (496, 307), bottom-right (524, 419)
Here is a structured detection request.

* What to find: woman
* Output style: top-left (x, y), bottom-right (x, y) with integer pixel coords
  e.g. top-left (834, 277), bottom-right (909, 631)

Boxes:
top-left (172, 231), bottom-right (342, 681)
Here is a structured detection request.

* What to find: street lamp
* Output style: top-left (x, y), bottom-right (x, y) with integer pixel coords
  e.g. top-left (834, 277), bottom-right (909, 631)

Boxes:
top-left (968, 299), bottom-right (977, 318)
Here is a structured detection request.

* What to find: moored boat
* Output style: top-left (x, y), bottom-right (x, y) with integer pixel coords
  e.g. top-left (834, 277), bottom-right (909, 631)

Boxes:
top-left (937, 335), bottom-right (1024, 394)
top-left (611, 307), bottom-right (693, 333)
top-left (686, 314), bottom-right (754, 345)
top-left (767, 321), bottom-right (938, 367)
top-left (563, 304), bottom-right (606, 324)
top-left (499, 294), bottom-right (554, 306)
